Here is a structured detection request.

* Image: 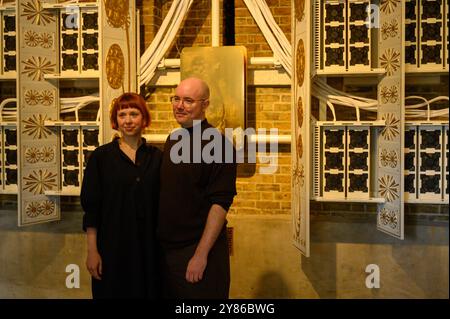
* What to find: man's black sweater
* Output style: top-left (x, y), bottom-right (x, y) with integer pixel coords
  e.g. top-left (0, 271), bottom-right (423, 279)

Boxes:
top-left (157, 119), bottom-right (237, 249)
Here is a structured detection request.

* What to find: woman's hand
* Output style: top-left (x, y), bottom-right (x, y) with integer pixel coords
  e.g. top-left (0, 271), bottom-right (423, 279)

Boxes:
top-left (86, 250), bottom-right (102, 280)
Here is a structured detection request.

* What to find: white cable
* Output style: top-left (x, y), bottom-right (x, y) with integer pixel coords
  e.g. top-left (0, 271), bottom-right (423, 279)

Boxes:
top-left (60, 95), bottom-right (100, 122)
top-left (243, 0), bottom-right (292, 77)
top-left (405, 96), bottom-right (449, 119)
top-left (326, 100), bottom-right (336, 121)
top-left (0, 98), bottom-right (17, 122)
top-left (140, 0), bottom-right (193, 86)
top-left (256, 0), bottom-right (292, 72)
top-left (312, 80), bottom-right (378, 120)
top-left (140, 0), bottom-right (189, 82)
top-left (312, 80), bottom-right (449, 121)
top-left (143, 0), bottom-right (192, 81)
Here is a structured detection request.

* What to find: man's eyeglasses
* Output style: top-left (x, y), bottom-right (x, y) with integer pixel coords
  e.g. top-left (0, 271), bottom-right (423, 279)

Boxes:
top-left (170, 96), bottom-right (207, 107)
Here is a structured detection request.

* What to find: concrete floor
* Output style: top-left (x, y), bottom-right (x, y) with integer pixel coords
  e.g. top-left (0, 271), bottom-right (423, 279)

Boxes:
top-left (0, 208), bottom-right (448, 298)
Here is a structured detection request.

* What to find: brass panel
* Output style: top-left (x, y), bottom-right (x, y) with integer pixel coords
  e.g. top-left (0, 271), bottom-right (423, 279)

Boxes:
top-left (181, 46), bottom-right (247, 131)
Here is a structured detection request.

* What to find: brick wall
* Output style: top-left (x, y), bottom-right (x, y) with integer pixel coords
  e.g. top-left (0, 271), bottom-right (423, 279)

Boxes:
top-left (139, 0), bottom-right (163, 56)
top-left (235, 0), bottom-right (291, 58)
top-left (138, 0), bottom-right (293, 215)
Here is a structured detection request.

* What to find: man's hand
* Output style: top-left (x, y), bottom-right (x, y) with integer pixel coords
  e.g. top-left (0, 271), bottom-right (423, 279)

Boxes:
top-left (86, 250), bottom-right (102, 280)
top-left (185, 253), bottom-right (207, 283)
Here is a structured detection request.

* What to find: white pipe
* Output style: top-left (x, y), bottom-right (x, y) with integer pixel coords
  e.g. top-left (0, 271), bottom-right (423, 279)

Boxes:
top-left (212, 0), bottom-right (220, 47)
top-left (157, 57), bottom-right (284, 70)
top-left (249, 57), bottom-right (281, 66)
top-left (248, 134), bottom-right (291, 144)
top-left (144, 133), bottom-right (292, 144)
top-left (158, 58), bottom-right (182, 69)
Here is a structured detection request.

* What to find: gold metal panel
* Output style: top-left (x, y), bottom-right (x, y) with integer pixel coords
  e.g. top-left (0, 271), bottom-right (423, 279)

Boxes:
top-left (181, 46), bottom-right (247, 131)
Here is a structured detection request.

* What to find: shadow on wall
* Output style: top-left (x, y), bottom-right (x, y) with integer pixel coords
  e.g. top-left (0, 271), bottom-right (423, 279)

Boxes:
top-left (0, 210), bottom-right (90, 298)
top-left (300, 215), bottom-right (449, 298)
top-left (252, 271), bottom-right (293, 299)
top-left (392, 224), bottom-right (449, 298)
top-left (301, 242), bottom-right (337, 299)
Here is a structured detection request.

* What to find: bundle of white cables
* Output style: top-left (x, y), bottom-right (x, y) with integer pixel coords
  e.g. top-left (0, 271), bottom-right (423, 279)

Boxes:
top-left (312, 80), bottom-right (449, 122)
top-left (0, 94), bottom-right (101, 123)
top-left (242, 0), bottom-right (292, 77)
top-left (139, 0), bottom-right (193, 87)
top-left (0, 98), bottom-right (17, 122)
top-left (60, 94), bottom-right (100, 122)
top-left (312, 80), bottom-right (379, 121)
top-left (404, 96), bottom-right (449, 121)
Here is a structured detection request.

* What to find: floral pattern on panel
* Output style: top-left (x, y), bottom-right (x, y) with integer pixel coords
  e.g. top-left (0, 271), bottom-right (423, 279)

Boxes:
top-left (22, 56), bottom-right (56, 81)
top-left (380, 48), bottom-right (401, 76)
top-left (24, 90), bottom-right (40, 105)
top-left (39, 146), bottom-right (55, 162)
top-left (24, 90), bottom-right (55, 107)
top-left (25, 200), bottom-right (56, 218)
top-left (380, 149), bottom-right (398, 168)
top-left (39, 200), bottom-right (55, 215)
top-left (381, 20), bottom-right (399, 40)
top-left (296, 39), bottom-right (305, 87)
top-left (380, 0), bottom-right (401, 15)
top-left (297, 134), bottom-right (303, 159)
top-left (23, 169), bottom-right (57, 195)
top-left (104, 0), bottom-right (130, 28)
top-left (25, 147), bottom-right (41, 164)
top-left (25, 201), bottom-right (41, 218)
top-left (381, 113), bottom-right (400, 141)
top-left (39, 90), bottom-right (54, 106)
top-left (105, 44), bottom-right (125, 89)
top-left (379, 175), bottom-right (399, 202)
top-left (292, 163), bottom-right (305, 188)
top-left (294, 0), bottom-right (305, 21)
top-left (24, 30), bottom-right (39, 47)
top-left (379, 208), bottom-right (398, 230)
top-left (297, 96), bottom-right (303, 128)
top-left (23, 114), bottom-right (53, 139)
top-left (380, 85), bottom-right (399, 104)
top-left (21, 0), bottom-right (55, 26)
top-left (38, 33), bottom-right (53, 49)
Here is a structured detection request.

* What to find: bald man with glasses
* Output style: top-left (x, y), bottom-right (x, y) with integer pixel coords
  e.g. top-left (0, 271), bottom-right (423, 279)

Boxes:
top-left (157, 77), bottom-right (237, 299)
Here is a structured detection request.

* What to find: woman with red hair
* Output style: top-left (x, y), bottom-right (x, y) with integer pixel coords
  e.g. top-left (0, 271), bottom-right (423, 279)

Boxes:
top-left (81, 92), bottom-right (161, 298)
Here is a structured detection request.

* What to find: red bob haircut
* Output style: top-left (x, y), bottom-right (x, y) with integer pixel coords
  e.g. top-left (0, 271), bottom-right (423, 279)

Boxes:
top-left (110, 92), bottom-right (151, 130)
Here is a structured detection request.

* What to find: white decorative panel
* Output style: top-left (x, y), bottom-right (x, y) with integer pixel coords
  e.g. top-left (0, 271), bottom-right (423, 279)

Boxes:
top-left (292, 0), bottom-right (311, 257)
top-left (17, 0), bottom-right (60, 226)
top-left (100, 0), bottom-right (137, 143)
top-left (376, 0), bottom-right (405, 238)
